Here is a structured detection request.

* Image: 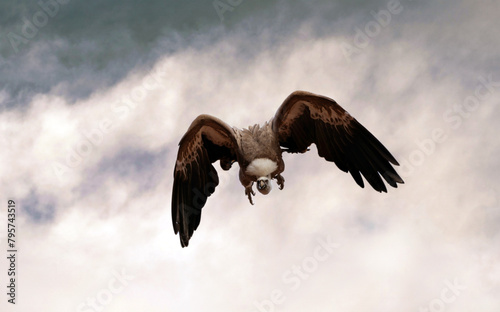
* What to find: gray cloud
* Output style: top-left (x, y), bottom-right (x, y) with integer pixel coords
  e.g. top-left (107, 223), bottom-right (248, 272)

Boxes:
top-left (1, 0), bottom-right (500, 311)
top-left (0, 0), bottom-right (401, 109)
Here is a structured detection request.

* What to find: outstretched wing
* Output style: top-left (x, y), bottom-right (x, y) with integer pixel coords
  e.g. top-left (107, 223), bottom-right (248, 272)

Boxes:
top-left (172, 114), bottom-right (238, 247)
top-left (272, 91), bottom-right (403, 192)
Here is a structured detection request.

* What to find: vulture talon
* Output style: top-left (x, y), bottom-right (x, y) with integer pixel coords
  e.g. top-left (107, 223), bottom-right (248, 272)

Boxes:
top-left (245, 185), bottom-right (255, 205)
top-left (276, 174), bottom-right (285, 190)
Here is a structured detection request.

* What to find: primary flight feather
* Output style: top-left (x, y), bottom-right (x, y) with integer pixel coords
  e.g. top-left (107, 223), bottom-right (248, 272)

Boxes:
top-left (172, 91), bottom-right (404, 247)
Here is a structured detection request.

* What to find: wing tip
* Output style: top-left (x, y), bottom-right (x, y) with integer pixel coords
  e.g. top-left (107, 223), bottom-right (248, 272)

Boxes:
top-left (180, 235), bottom-right (189, 248)
top-left (389, 157), bottom-right (400, 166)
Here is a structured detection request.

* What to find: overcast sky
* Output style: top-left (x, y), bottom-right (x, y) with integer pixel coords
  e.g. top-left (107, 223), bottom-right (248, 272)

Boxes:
top-left (1, 0), bottom-right (499, 311)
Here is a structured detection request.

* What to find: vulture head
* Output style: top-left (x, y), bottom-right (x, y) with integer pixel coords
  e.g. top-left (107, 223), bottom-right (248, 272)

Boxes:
top-left (256, 177), bottom-right (272, 194)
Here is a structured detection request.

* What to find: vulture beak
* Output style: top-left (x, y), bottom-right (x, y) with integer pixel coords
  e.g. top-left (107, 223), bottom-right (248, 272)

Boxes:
top-left (257, 180), bottom-right (266, 190)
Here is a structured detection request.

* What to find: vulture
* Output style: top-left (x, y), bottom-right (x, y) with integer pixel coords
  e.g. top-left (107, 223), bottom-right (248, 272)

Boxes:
top-left (172, 91), bottom-right (403, 247)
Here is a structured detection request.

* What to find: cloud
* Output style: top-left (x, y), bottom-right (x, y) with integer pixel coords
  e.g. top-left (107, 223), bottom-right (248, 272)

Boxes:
top-left (0, 0), bottom-right (408, 109)
top-left (1, 0), bottom-right (500, 311)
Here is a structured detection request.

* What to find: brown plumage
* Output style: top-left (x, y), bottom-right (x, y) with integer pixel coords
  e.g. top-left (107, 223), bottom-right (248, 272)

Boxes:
top-left (172, 91), bottom-right (404, 247)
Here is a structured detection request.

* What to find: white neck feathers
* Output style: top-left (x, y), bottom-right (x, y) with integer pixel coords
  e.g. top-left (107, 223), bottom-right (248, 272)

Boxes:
top-left (246, 158), bottom-right (278, 177)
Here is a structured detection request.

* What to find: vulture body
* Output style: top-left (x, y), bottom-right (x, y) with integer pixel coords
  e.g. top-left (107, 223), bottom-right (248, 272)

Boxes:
top-left (172, 91), bottom-right (404, 247)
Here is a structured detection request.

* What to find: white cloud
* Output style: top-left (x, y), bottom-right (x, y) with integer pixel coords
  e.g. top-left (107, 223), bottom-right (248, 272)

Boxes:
top-left (1, 1), bottom-right (499, 311)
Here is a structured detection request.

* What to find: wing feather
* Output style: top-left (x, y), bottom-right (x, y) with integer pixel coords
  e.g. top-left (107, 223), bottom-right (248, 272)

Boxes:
top-left (172, 114), bottom-right (238, 247)
top-left (272, 91), bottom-right (403, 192)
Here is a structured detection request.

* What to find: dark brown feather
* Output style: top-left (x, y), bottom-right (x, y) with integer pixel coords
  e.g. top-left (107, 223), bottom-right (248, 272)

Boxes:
top-left (172, 115), bottom-right (238, 247)
top-left (273, 91), bottom-right (403, 192)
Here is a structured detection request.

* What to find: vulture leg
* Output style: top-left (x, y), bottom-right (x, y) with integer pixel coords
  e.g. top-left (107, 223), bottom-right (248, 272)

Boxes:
top-left (276, 174), bottom-right (285, 190)
top-left (245, 183), bottom-right (255, 205)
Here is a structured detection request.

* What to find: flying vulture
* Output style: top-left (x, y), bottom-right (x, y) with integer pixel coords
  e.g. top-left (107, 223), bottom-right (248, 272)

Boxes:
top-left (172, 91), bottom-right (403, 247)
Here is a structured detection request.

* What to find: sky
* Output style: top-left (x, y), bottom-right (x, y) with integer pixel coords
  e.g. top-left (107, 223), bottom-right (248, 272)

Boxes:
top-left (1, 0), bottom-right (499, 311)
